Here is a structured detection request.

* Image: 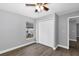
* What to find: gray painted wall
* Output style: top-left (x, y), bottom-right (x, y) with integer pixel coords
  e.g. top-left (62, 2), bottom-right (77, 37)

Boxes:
top-left (76, 18), bottom-right (79, 37)
top-left (0, 10), bottom-right (35, 51)
top-left (55, 14), bottom-right (59, 47)
top-left (77, 24), bottom-right (79, 37)
top-left (59, 11), bottom-right (79, 48)
top-left (69, 20), bottom-right (76, 41)
top-left (77, 23), bottom-right (79, 37)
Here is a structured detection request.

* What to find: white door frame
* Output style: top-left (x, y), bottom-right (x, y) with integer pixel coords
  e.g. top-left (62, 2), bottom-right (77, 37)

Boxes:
top-left (67, 16), bottom-right (79, 49)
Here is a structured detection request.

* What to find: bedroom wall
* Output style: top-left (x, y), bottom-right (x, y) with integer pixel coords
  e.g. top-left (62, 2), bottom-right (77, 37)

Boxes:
top-left (77, 24), bottom-right (79, 37)
top-left (55, 14), bottom-right (59, 47)
top-left (59, 11), bottom-right (79, 49)
top-left (0, 10), bottom-right (35, 51)
top-left (69, 20), bottom-right (77, 41)
top-left (76, 18), bottom-right (79, 37)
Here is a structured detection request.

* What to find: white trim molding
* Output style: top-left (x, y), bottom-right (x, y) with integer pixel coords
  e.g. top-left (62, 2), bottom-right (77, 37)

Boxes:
top-left (58, 44), bottom-right (69, 49)
top-left (70, 39), bottom-right (77, 42)
top-left (0, 41), bottom-right (36, 54)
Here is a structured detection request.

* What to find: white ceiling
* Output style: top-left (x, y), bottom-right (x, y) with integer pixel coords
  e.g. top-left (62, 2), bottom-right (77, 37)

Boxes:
top-left (0, 3), bottom-right (79, 18)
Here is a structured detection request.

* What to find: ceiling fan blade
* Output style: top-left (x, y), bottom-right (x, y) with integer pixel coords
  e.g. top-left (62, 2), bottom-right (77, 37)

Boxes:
top-left (43, 6), bottom-right (49, 11)
top-left (44, 3), bottom-right (48, 5)
top-left (25, 4), bottom-right (35, 6)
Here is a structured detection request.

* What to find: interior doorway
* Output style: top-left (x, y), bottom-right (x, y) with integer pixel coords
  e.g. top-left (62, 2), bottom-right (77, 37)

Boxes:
top-left (68, 16), bottom-right (79, 49)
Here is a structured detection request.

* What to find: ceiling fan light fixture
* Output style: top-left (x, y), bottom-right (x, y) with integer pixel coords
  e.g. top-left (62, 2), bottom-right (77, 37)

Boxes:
top-left (25, 3), bottom-right (49, 13)
top-left (35, 5), bottom-right (39, 10)
top-left (40, 6), bottom-right (44, 10)
top-left (36, 6), bottom-right (41, 12)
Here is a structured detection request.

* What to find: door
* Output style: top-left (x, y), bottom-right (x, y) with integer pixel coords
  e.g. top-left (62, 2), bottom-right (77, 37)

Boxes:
top-left (38, 20), bottom-right (55, 48)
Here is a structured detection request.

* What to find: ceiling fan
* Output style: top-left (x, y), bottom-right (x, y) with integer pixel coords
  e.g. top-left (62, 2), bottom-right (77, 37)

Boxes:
top-left (25, 3), bottom-right (49, 12)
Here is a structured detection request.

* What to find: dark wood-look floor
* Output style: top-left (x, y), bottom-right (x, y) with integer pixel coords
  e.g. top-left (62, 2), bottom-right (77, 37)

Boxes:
top-left (1, 39), bottom-right (79, 56)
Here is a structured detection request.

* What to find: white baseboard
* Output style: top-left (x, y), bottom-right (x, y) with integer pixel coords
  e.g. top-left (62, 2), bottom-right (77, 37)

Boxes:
top-left (0, 41), bottom-right (36, 54)
top-left (37, 42), bottom-right (57, 50)
top-left (36, 41), bottom-right (69, 50)
top-left (70, 39), bottom-right (77, 42)
top-left (58, 44), bottom-right (69, 49)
